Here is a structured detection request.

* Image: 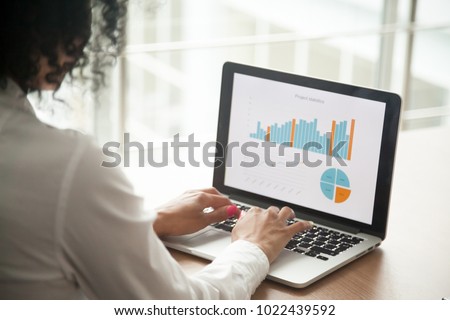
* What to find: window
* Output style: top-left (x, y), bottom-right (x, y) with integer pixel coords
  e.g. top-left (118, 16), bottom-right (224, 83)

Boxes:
top-left (32, 0), bottom-right (450, 142)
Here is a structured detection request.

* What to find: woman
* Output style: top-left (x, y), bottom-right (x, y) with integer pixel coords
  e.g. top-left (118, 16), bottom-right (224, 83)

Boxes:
top-left (0, 0), bottom-right (312, 299)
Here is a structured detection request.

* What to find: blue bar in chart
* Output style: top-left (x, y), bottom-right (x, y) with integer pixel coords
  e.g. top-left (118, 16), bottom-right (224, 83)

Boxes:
top-left (249, 118), bottom-right (356, 161)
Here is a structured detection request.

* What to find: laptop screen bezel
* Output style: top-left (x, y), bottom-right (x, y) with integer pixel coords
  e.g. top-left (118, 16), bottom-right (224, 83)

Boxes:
top-left (213, 62), bottom-right (401, 240)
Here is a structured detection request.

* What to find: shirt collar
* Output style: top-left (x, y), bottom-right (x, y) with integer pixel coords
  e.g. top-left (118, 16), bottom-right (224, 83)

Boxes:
top-left (0, 78), bottom-right (36, 116)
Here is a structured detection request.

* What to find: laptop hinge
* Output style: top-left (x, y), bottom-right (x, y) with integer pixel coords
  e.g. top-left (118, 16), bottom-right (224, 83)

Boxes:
top-left (230, 194), bottom-right (274, 210)
top-left (229, 194), bottom-right (361, 235)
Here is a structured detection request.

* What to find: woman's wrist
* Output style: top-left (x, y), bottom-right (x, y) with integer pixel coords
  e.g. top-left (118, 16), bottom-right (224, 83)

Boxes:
top-left (152, 211), bottom-right (170, 237)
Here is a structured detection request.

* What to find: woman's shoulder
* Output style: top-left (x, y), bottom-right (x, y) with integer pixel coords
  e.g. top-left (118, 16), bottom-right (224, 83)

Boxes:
top-left (6, 109), bottom-right (102, 170)
top-left (25, 115), bottom-right (96, 155)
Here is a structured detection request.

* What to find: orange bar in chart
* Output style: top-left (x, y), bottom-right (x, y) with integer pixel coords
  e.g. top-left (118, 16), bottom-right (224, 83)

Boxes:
top-left (347, 119), bottom-right (356, 160)
top-left (265, 126), bottom-right (271, 142)
top-left (329, 120), bottom-right (336, 156)
top-left (290, 118), bottom-right (296, 147)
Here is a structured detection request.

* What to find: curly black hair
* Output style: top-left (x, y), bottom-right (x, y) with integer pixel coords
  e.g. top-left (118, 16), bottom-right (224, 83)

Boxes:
top-left (0, 0), bottom-right (128, 93)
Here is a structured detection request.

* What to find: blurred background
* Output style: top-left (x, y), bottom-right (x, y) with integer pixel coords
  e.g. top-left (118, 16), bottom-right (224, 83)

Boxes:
top-left (28, 0), bottom-right (450, 199)
top-left (32, 0), bottom-right (450, 143)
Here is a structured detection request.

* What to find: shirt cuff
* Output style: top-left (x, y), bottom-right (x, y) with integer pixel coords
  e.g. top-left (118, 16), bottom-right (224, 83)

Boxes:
top-left (226, 239), bottom-right (270, 273)
top-left (214, 239), bottom-right (270, 298)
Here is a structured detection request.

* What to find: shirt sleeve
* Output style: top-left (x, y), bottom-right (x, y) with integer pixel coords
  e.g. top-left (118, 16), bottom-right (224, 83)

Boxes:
top-left (55, 137), bottom-right (269, 299)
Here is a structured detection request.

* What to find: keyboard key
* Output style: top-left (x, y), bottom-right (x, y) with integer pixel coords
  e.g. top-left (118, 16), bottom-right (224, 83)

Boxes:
top-left (351, 236), bottom-right (364, 244)
top-left (341, 237), bottom-right (356, 244)
top-left (310, 246), bottom-right (338, 256)
top-left (215, 224), bottom-right (233, 232)
top-left (317, 255), bottom-right (329, 261)
top-left (335, 246), bottom-right (350, 253)
top-left (293, 248), bottom-right (305, 254)
top-left (286, 240), bottom-right (299, 248)
top-left (305, 251), bottom-right (318, 257)
top-left (318, 232), bottom-right (330, 237)
top-left (298, 242), bottom-right (312, 249)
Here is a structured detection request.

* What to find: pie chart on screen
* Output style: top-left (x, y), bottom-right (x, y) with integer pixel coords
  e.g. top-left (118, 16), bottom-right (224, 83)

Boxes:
top-left (320, 168), bottom-right (351, 203)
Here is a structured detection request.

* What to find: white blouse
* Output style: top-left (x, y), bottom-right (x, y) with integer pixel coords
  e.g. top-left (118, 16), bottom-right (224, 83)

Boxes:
top-left (0, 80), bottom-right (269, 299)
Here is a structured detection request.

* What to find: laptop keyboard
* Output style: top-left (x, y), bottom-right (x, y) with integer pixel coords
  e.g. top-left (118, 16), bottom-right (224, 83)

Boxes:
top-left (211, 205), bottom-right (364, 261)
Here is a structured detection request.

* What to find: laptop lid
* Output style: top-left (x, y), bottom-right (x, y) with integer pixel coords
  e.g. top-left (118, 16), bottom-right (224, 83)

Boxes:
top-left (213, 62), bottom-right (401, 240)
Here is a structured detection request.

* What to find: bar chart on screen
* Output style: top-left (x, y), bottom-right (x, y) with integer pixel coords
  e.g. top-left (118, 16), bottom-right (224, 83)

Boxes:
top-left (249, 117), bottom-right (356, 161)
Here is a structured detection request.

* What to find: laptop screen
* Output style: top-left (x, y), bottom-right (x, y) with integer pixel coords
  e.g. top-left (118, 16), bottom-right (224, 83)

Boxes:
top-left (223, 73), bottom-right (387, 225)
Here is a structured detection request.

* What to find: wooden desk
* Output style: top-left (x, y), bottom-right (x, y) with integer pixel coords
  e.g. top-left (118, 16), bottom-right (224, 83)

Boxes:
top-left (168, 125), bottom-right (450, 299)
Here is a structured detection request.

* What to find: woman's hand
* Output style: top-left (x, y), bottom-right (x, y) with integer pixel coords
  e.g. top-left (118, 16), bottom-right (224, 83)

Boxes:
top-left (232, 206), bottom-right (313, 263)
top-left (153, 188), bottom-right (240, 237)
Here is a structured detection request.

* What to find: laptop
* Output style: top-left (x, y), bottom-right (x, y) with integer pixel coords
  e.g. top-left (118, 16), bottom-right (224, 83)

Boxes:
top-left (163, 62), bottom-right (401, 288)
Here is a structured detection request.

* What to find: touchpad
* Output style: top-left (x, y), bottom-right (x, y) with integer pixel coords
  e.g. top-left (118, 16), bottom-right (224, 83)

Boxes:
top-left (184, 229), bottom-right (231, 257)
